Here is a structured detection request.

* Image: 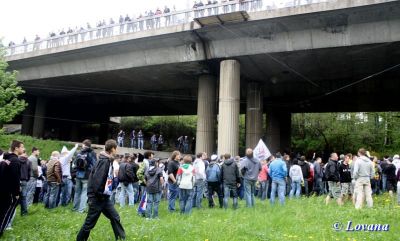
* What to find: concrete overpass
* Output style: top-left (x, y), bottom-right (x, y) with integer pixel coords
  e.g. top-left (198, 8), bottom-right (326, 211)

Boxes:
top-left (5, 0), bottom-right (400, 155)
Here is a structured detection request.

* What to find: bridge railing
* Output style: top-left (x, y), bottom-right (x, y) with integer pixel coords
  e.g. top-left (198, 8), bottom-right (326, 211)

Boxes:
top-left (4, 0), bottom-right (329, 56)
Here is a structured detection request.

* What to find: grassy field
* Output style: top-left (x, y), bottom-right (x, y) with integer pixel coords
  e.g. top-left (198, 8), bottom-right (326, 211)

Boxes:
top-left (0, 134), bottom-right (73, 159)
top-left (2, 194), bottom-right (399, 241)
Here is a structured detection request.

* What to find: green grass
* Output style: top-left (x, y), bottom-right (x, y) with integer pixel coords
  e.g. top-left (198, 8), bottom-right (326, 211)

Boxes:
top-left (0, 134), bottom-right (73, 159)
top-left (2, 194), bottom-right (399, 241)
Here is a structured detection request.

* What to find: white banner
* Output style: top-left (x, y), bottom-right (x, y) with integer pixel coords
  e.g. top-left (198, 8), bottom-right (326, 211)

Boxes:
top-left (253, 139), bottom-right (271, 160)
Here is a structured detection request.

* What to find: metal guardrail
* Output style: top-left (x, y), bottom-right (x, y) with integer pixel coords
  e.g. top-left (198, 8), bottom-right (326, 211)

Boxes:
top-left (5, 0), bottom-right (328, 56)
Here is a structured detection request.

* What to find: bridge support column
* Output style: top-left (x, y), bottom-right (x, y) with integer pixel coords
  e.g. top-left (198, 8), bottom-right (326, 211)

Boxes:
top-left (217, 59), bottom-right (240, 156)
top-left (21, 97), bottom-right (35, 135)
top-left (245, 82), bottom-right (263, 149)
top-left (195, 75), bottom-right (216, 156)
top-left (266, 111), bottom-right (291, 153)
top-left (32, 97), bottom-right (47, 138)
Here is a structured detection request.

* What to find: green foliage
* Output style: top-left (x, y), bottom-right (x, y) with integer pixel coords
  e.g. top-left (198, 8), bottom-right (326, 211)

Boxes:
top-left (292, 112), bottom-right (400, 156)
top-left (0, 134), bottom-right (73, 159)
top-left (0, 48), bottom-right (26, 127)
top-left (2, 194), bottom-right (399, 240)
top-left (120, 116), bottom-right (197, 149)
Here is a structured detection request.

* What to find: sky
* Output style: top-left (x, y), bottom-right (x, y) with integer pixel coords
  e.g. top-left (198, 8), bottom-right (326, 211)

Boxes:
top-left (0, 0), bottom-right (191, 44)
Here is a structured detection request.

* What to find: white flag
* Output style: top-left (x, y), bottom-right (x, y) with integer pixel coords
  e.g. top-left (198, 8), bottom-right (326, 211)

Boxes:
top-left (253, 139), bottom-right (271, 161)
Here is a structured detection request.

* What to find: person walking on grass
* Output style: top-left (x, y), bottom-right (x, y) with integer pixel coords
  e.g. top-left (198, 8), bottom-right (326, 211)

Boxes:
top-left (77, 139), bottom-right (125, 241)
top-left (145, 159), bottom-right (164, 219)
top-left (338, 154), bottom-right (352, 205)
top-left (269, 153), bottom-right (287, 205)
top-left (353, 148), bottom-right (374, 209)
top-left (325, 153), bottom-right (341, 206)
top-left (289, 159), bottom-right (303, 199)
top-left (241, 148), bottom-right (261, 207)
top-left (176, 155), bottom-right (195, 214)
top-left (221, 153), bottom-right (241, 209)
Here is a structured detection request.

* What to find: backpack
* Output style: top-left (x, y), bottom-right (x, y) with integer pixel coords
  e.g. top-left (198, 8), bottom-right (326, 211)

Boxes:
top-left (206, 163), bottom-right (221, 182)
top-left (74, 153), bottom-right (88, 179)
top-left (145, 167), bottom-right (161, 194)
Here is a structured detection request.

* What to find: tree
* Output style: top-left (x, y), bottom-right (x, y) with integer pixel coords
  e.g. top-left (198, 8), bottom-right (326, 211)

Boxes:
top-left (0, 47), bottom-right (26, 129)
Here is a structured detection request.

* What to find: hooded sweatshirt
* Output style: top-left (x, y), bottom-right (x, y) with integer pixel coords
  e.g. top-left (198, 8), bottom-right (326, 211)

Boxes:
top-left (193, 158), bottom-right (206, 180)
top-left (19, 156), bottom-right (31, 181)
top-left (177, 163), bottom-right (195, 189)
top-left (221, 158), bottom-right (240, 187)
top-left (298, 160), bottom-right (310, 179)
top-left (353, 156), bottom-right (374, 180)
top-left (289, 164), bottom-right (303, 182)
top-left (1, 153), bottom-right (21, 197)
top-left (87, 151), bottom-right (113, 199)
top-left (145, 165), bottom-right (163, 194)
top-left (60, 145), bottom-right (78, 178)
top-left (241, 156), bottom-right (262, 181)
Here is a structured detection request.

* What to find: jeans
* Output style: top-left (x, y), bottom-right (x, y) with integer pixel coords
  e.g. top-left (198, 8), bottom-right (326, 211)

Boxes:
top-left (46, 182), bottom-right (60, 209)
top-left (77, 197), bottom-right (125, 241)
top-left (60, 177), bottom-right (73, 206)
top-left (382, 174), bottom-right (387, 192)
top-left (73, 179), bottom-right (88, 212)
top-left (238, 178), bottom-right (244, 199)
top-left (289, 180), bottom-right (301, 198)
top-left (119, 183), bottom-right (135, 207)
top-left (207, 182), bottom-right (223, 208)
top-left (244, 179), bottom-right (256, 207)
top-left (223, 185), bottom-right (238, 209)
top-left (131, 139), bottom-right (136, 148)
top-left (183, 144), bottom-right (189, 153)
top-left (303, 179), bottom-right (309, 196)
top-left (168, 183), bottom-right (179, 212)
top-left (146, 192), bottom-right (161, 218)
top-left (132, 182), bottom-right (139, 204)
top-left (371, 179), bottom-right (381, 195)
top-left (259, 181), bottom-right (269, 201)
top-left (314, 177), bottom-right (324, 195)
top-left (26, 178), bottom-right (37, 206)
top-left (270, 179), bottom-right (286, 205)
top-left (138, 139), bottom-right (144, 149)
top-left (20, 181), bottom-right (28, 215)
top-left (179, 189), bottom-right (194, 214)
top-left (192, 179), bottom-right (205, 208)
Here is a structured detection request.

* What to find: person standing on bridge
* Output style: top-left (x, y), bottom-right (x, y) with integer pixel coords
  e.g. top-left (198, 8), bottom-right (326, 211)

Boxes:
top-left (164, 6), bottom-right (171, 26)
top-left (76, 139), bottom-right (126, 241)
top-left (117, 130), bottom-right (125, 147)
top-left (137, 130), bottom-right (144, 150)
top-left (158, 135), bottom-right (164, 151)
top-left (119, 15), bottom-right (125, 34)
top-left (151, 134), bottom-right (158, 151)
top-left (130, 130), bottom-right (136, 149)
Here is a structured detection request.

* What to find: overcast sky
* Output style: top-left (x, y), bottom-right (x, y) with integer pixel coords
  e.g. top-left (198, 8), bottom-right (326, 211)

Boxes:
top-left (0, 0), bottom-right (191, 44)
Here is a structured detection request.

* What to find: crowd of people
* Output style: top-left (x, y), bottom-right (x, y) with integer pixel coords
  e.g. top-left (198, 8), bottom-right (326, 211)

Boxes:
top-left (1, 137), bottom-right (399, 240)
top-left (6, 0), bottom-right (287, 55)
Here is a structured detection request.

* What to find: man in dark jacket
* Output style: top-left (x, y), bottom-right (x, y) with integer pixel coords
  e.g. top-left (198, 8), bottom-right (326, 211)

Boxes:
top-left (19, 152), bottom-right (31, 216)
top-left (73, 140), bottom-right (97, 213)
top-left (221, 153), bottom-right (240, 209)
top-left (325, 153), bottom-right (341, 205)
top-left (298, 156), bottom-right (310, 196)
top-left (0, 140), bottom-right (25, 236)
top-left (313, 157), bottom-right (324, 195)
top-left (77, 139), bottom-right (125, 241)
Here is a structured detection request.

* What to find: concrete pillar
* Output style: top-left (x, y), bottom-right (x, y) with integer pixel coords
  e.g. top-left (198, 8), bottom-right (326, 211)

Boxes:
top-left (195, 75), bottom-right (216, 156)
top-left (217, 59), bottom-right (240, 156)
top-left (32, 97), bottom-right (47, 138)
top-left (266, 111), bottom-right (291, 153)
top-left (245, 82), bottom-right (263, 149)
top-left (21, 97), bottom-right (35, 135)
